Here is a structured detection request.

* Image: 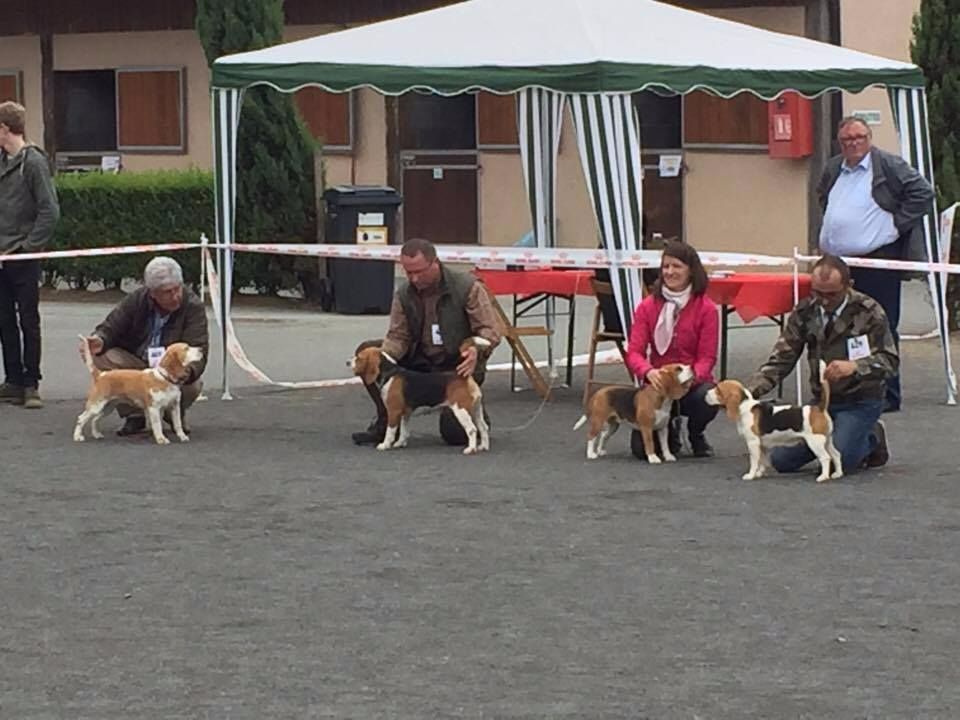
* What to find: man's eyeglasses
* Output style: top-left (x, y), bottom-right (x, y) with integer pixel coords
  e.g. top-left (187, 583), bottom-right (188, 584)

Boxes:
top-left (811, 288), bottom-right (846, 303)
top-left (839, 134), bottom-right (869, 146)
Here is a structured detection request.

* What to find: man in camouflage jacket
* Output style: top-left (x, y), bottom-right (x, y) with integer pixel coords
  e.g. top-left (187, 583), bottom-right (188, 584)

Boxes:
top-left (747, 255), bottom-right (896, 474)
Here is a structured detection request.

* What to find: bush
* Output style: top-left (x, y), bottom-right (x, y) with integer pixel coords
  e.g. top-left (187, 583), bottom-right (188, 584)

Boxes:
top-left (49, 170), bottom-right (213, 290)
top-left (48, 169), bottom-right (318, 295)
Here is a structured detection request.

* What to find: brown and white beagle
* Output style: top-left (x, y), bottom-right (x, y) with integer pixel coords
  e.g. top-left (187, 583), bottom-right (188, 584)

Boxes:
top-left (573, 363), bottom-right (695, 462)
top-left (705, 361), bottom-right (842, 482)
top-left (74, 337), bottom-right (203, 445)
top-left (350, 337), bottom-right (492, 454)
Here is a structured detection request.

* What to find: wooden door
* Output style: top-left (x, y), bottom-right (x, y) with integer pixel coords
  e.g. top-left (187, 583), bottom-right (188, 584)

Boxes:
top-left (398, 93), bottom-right (479, 244)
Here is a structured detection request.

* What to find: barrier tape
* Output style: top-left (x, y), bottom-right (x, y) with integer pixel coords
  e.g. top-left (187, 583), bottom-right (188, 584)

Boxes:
top-left (225, 241), bottom-right (796, 270)
top-left (2, 237), bottom-right (958, 277)
top-left (0, 242), bottom-right (201, 263)
top-left (204, 245), bottom-right (624, 391)
top-left (203, 247), bottom-right (360, 389)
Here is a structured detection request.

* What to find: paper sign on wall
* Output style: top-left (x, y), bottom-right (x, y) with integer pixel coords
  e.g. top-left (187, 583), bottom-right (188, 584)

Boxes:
top-left (658, 155), bottom-right (682, 178)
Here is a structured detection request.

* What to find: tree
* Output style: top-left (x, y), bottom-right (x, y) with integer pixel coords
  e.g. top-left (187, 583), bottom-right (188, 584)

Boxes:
top-left (196, 0), bottom-right (322, 299)
top-left (912, 0), bottom-right (960, 328)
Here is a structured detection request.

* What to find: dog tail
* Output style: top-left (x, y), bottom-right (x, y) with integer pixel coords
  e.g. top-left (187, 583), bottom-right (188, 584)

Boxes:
top-left (818, 359), bottom-right (831, 411)
top-left (78, 335), bottom-right (99, 377)
top-left (573, 414), bottom-right (588, 431)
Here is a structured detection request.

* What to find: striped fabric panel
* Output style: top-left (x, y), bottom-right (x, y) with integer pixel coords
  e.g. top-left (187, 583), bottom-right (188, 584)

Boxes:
top-left (888, 87), bottom-right (957, 404)
top-left (212, 87), bottom-right (243, 397)
top-left (518, 88), bottom-right (565, 248)
top-left (569, 92), bottom-right (644, 335)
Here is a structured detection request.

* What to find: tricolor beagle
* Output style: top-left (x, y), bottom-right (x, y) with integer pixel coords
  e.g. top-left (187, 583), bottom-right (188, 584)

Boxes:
top-left (705, 361), bottom-right (842, 482)
top-left (350, 337), bottom-right (492, 454)
top-left (74, 337), bottom-right (204, 445)
top-left (573, 363), bottom-right (695, 462)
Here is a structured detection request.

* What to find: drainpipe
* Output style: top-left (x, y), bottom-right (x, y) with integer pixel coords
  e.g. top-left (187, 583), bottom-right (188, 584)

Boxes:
top-left (805, 0), bottom-right (842, 253)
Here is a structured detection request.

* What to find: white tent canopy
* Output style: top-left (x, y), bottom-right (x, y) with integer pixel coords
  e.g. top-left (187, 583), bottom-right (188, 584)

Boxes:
top-left (211, 0), bottom-right (955, 403)
top-left (213, 0), bottom-right (922, 97)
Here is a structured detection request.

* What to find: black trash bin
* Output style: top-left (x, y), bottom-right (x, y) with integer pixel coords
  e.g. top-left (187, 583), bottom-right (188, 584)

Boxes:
top-left (324, 185), bottom-right (403, 314)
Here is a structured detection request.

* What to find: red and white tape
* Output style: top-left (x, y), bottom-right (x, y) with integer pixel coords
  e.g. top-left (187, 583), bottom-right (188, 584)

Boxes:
top-left (0, 242), bottom-right (201, 263)
top-left (225, 241), bottom-right (797, 270)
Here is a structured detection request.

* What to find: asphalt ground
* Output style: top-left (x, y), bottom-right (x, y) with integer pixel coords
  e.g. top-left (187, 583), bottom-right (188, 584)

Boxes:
top-left (1, 283), bottom-right (959, 718)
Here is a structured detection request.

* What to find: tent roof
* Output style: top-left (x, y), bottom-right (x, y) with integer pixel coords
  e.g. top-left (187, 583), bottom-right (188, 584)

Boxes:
top-left (211, 0), bottom-right (924, 98)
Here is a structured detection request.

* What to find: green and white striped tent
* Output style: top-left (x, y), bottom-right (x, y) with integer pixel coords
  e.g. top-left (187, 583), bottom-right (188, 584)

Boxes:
top-left (211, 0), bottom-right (955, 403)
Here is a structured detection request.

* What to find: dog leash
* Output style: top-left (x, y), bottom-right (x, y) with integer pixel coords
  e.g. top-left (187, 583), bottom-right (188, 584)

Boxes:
top-left (494, 376), bottom-right (563, 433)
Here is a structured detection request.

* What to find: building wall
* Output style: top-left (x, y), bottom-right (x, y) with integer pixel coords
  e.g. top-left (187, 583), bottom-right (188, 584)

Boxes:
top-left (53, 30), bottom-right (211, 171)
top-left (2, 36), bottom-right (42, 144)
top-left (840, 0), bottom-right (921, 153)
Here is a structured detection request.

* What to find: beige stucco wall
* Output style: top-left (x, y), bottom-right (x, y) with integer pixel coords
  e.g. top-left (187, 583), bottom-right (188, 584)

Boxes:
top-left (0, 36), bottom-right (42, 144)
top-left (840, 0), bottom-right (921, 153)
top-left (684, 6), bottom-right (809, 259)
top-left (53, 30), bottom-right (211, 171)
top-left (478, 107), bottom-right (597, 249)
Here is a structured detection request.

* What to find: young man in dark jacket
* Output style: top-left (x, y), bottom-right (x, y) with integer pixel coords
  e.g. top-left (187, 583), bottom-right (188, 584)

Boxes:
top-left (0, 101), bottom-right (60, 408)
top-left (81, 257), bottom-right (209, 435)
top-left (817, 116), bottom-right (934, 412)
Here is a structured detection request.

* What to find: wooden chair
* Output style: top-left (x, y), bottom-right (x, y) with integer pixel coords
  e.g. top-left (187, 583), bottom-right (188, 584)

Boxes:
top-left (582, 278), bottom-right (632, 405)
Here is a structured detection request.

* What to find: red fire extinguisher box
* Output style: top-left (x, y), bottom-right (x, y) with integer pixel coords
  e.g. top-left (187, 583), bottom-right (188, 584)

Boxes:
top-left (768, 92), bottom-right (814, 159)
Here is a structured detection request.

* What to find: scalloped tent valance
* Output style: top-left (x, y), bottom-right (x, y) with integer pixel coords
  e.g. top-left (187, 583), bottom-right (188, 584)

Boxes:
top-left (211, 0), bottom-right (924, 98)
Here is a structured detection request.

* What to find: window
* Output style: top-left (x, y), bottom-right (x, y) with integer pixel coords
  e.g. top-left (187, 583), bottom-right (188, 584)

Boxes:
top-left (54, 67), bottom-right (185, 154)
top-left (294, 87), bottom-right (352, 151)
top-left (400, 92), bottom-right (476, 150)
top-left (0, 71), bottom-right (21, 103)
top-left (683, 90), bottom-right (768, 147)
top-left (476, 91), bottom-right (518, 149)
top-left (55, 70), bottom-right (117, 152)
top-left (117, 69), bottom-right (184, 150)
top-left (634, 90), bottom-right (682, 149)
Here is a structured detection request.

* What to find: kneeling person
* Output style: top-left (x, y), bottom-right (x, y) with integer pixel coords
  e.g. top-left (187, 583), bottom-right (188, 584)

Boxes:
top-left (352, 238), bottom-right (501, 446)
top-left (746, 254), bottom-right (896, 473)
top-left (80, 257), bottom-right (208, 435)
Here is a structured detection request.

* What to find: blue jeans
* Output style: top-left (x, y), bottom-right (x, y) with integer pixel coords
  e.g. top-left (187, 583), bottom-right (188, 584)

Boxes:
top-left (770, 399), bottom-right (884, 475)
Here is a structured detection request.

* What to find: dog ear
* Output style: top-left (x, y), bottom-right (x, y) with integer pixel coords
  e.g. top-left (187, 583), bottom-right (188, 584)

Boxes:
top-left (357, 349), bottom-right (380, 386)
top-left (161, 344), bottom-right (188, 382)
top-left (721, 383), bottom-right (742, 421)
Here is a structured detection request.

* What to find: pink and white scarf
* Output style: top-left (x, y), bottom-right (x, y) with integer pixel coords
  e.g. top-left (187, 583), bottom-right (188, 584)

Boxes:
top-left (653, 286), bottom-right (692, 355)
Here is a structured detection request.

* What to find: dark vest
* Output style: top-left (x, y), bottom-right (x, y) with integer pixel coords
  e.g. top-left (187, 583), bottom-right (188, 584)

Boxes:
top-left (397, 264), bottom-right (475, 369)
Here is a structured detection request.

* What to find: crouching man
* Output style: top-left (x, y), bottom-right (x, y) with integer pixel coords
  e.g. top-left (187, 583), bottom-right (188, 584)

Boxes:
top-left (80, 256), bottom-right (208, 435)
top-left (352, 238), bottom-right (501, 446)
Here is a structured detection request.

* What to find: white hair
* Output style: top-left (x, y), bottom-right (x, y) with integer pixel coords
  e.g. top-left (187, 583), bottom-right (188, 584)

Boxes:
top-left (144, 257), bottom-right (184, 290)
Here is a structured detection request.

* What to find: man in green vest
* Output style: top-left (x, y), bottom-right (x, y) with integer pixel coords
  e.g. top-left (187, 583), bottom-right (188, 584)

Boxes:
top-left (352, 237), bottom-right (501, 446)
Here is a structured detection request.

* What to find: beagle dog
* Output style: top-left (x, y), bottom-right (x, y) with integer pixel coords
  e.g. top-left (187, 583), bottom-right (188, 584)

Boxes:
top-left (573, 363), bottom-right (695, 462)
top-left (705, 361), bottom-right (842, 482)
top-left (74, 336), bottom-right (204, 445)
top-left (350, 337), bottom-right (492, 454)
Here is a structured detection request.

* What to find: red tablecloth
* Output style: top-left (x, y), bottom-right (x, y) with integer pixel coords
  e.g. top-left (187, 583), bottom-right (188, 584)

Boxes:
top-left (475, 269), bottom-right (595, 297)
top-left (707, 273), bottom-right (812, 323)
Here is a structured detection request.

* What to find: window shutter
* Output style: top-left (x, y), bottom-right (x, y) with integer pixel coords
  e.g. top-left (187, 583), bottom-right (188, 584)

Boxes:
top-left (117, 69), bottom-right (184, 150)
top-left (683, 91), bottom-right (768, 146)
top-left (477, 91), bottom-right (518, 149)
top-left (294, 88), bottom-right (352, 150)
top-left (0, 72), bottom-right (21, 103)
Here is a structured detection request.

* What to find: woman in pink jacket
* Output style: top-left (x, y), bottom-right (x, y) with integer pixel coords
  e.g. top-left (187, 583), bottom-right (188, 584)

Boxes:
top-left (626, 241), bottom-right (719, 459)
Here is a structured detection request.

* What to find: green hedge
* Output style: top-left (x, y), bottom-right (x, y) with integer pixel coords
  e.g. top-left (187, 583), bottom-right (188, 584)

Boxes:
top-left (49, 170), bottom-right (212, 290)
top-left (48, 169), bottom-right (316, 295)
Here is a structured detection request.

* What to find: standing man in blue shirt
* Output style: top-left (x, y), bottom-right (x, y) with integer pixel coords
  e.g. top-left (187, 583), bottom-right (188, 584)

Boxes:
top-left (817, 116), bottom-right (934, 413)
